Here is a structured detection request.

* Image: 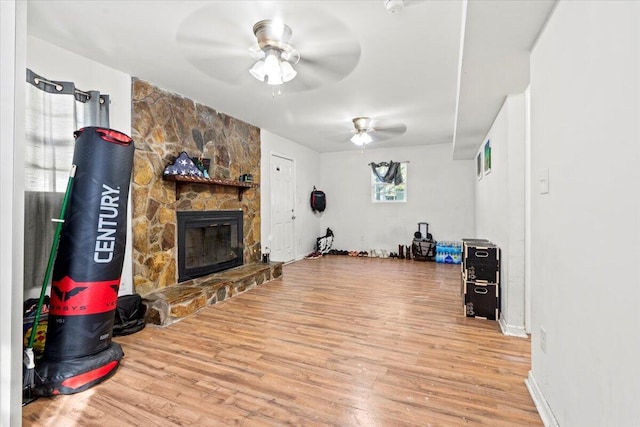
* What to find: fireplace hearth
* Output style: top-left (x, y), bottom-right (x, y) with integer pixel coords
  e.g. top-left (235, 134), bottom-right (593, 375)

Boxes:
top-left (177, 210), bottom-right (243, 282)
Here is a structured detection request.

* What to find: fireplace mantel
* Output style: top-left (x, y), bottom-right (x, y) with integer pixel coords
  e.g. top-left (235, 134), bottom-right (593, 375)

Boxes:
top-left (163, 175), bottom-right (259, 201)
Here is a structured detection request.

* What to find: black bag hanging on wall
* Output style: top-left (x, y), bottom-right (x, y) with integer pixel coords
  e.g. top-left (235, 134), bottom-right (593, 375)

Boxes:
top-left (310, 186), bottom-right (326, 212)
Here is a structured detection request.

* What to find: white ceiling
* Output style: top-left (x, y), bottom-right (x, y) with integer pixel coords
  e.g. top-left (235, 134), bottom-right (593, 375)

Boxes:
top-left (26, 0), bottom-right (556, 158)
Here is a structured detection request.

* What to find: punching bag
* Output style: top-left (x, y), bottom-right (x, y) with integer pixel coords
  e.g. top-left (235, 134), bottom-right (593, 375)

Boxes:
top-left (37, 127), bottom-right (134, 396)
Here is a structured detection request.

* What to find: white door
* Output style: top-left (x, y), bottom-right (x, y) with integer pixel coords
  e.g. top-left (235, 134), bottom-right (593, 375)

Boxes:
top-left (270, 154), bottom-right (295, 262)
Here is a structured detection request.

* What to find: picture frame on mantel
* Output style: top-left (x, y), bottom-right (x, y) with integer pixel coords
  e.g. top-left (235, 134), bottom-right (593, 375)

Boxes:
top-left (476, 151), bottom-right (483, 180)
top-left (484, 139), bottom-right (492, 175)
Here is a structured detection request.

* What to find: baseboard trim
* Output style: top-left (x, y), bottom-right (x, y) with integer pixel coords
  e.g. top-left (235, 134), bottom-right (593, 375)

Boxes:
top-left (525, 371), bottom-right (559, 427)
top-left (499, 317), bottom-right (528, 338)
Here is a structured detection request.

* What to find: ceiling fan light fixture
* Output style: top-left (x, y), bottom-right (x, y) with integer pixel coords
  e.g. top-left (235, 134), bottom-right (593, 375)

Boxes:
top-left (253, 19), bottom-right (293, 49)
top-left (263, 50), bottom-right (281, 76)
top-left (384, 0), bottom-right (405, 13)
top-left (353, 116), bottom-right (371, 130)
top-left (351, 132), bottom-right (372, 146)
top-left (280, 61), bottom-right (297, 82)
top-left (267, 72), bottom-right (283, 86)
top-left (249, 60), bottom-right (266, 81)
top-left (250, 20), bottom-right (299, 88)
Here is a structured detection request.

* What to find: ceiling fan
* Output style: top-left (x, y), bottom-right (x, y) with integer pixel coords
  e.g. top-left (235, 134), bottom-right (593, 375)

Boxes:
top-left (248, 19), bottom-right (300, 86)
top-left (175, 3), bottom-right (361, 92)
top-left (349, 116), bottom-right (407, 146)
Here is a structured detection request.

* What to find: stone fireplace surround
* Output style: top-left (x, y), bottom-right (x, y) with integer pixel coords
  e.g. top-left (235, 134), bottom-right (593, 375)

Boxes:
top-left (131, 79), bottom-right (281, 325)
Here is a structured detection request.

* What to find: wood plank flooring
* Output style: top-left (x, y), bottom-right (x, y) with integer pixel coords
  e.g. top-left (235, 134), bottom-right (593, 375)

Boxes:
top-left (23, 257), bottom-right (541, 426)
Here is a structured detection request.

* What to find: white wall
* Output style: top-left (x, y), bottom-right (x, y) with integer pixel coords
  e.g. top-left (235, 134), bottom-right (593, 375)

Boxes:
top-left (527, 1), bottom-right (640, 425)
top-left (476, 93), bottom-right (527, 336)
top-left (26, 36), bottom-right (134, 296)
top-left (260, 130), bottom-right (322, 260)
top-left (319, 144), bottom-right (475, 252)
top-left (1, 1), bottom-right (26, 424)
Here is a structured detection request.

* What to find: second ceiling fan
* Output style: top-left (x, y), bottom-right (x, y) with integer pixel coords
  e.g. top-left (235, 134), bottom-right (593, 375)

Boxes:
top-left (349, 116), bottom-right (407, 146)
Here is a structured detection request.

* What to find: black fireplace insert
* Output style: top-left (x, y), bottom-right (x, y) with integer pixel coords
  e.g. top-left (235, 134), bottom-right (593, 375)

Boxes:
top-left (176, 210), bottom-right (243, 282)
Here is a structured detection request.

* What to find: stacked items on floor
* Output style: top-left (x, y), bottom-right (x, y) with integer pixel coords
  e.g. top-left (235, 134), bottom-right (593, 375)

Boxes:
top-left (411, 222), bottom-right (436, 261)
top-left (435, 241), bottom-right (462, 264)
top-left (316, 223), bottom-right (439, 261)
top-left (461, 239), bottom-right (501, 321)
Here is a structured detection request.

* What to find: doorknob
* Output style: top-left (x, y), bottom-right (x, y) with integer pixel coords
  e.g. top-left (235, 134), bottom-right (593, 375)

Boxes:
top-left (292, 215), bottom-right (296, 220)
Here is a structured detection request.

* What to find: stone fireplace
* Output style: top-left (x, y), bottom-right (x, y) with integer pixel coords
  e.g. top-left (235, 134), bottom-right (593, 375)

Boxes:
top-left (177, 210), bottom-right (243, 282)
top-left (131, 79), bottom-right (262, 297)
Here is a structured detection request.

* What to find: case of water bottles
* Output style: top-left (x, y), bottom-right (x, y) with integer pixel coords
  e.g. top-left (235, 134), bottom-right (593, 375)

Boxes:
top-left (435, 241), bottom-right (462, 264)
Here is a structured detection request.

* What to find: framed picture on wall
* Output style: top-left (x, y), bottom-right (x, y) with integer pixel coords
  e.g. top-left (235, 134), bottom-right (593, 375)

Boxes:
top-left (476, 151), bottom-right (483, 180)
top-left (484, 139), bottom-right (492, 175)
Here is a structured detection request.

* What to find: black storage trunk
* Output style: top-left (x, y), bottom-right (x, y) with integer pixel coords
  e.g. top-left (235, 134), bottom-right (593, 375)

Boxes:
top-left (464, 282), bottom-right (500, 320)
top-left (461, 239), bottom-right (490, 270)
top-left (464, 243), bottom-right (500, 283)
top-left (461, 239), bottom-right (491, 293)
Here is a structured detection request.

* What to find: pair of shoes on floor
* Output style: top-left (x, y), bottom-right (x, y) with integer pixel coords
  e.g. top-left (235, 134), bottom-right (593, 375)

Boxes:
top-left (330, 249), bottom-right (349, 255)
top-left (306, 251), bottom-right (322, 259)
top-left (369, 249), bottom-right (390, 258)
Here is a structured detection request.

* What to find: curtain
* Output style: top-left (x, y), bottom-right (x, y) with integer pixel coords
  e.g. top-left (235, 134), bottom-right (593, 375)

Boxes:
top-left (23, 68), bottom-right (110, 296)
top-left (371, 160), bottom-right (403, 185)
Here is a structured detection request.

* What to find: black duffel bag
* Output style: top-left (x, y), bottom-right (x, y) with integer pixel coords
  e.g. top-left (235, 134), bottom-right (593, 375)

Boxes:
top-left (113, 294), bottom-right (146, 336)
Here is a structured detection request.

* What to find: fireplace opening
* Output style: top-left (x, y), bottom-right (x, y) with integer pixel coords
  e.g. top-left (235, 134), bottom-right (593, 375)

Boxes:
top-left (177, 210), bottom-right (243, 282)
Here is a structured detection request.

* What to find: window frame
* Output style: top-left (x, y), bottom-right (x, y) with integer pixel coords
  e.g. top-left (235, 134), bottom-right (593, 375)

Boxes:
top-left (371, 162), bottom-right (408, 203)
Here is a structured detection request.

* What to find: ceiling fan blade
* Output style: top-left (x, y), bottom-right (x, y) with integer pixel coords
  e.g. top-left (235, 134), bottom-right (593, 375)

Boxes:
top-left (297, 37), bottom-right (361, 68)
top-left (176, 4), bottom-right (256, 46)
top-left (184, 55), bottom-right (256, 85)
top-left (271, 11), bottom-right (361, 91)
top-left (369, 125), bottom-right (407, 143)
top-left (287, 48), bottom-right (361, 91)
top-left (175, 3), bottom-right (263, 84)
top-left (405, 0), bottom-right (429, 8)
top-left (178, 38), bottom-right (253, 60)
top-left (374, 123), bottom-right (408, 136)
top-left (318, 130), bottom-right (355, 143)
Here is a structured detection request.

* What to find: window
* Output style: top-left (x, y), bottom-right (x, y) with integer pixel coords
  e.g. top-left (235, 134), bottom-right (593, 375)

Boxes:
top-left (371, 162), bottom-right (407, 203)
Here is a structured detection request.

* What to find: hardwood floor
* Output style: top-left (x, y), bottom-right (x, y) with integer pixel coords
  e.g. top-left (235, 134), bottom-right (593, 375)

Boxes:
top-left (23, 257), bottom-right (541, 426)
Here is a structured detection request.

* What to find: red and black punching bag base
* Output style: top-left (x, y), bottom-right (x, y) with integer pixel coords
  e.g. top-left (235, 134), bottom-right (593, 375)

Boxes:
top-left (35, 342), bottom-right (123, 396)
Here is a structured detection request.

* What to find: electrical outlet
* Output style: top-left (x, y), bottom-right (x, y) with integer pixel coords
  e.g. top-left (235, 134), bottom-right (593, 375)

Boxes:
top-left (540, 327), bottom-right (547, 354)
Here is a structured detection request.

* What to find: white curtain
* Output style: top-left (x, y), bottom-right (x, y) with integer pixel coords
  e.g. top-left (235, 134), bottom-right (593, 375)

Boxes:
top-left (24, 69), bottom-right (110, 296)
